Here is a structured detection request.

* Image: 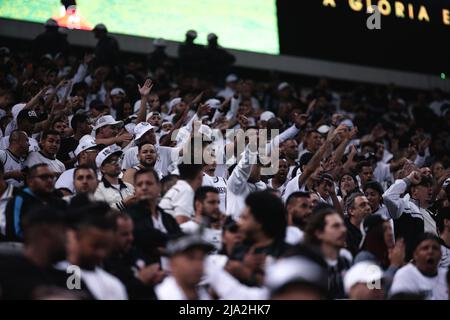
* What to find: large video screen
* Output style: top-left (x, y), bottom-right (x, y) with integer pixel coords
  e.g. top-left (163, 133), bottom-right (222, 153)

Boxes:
top-left (0, 0), bottom-right (279, 55)
top-left (277, 0), bottom-right (450, 75)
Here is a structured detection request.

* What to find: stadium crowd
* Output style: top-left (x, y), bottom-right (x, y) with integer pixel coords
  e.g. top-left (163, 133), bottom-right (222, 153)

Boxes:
top-left (0, 20), bottom-right (449, 300)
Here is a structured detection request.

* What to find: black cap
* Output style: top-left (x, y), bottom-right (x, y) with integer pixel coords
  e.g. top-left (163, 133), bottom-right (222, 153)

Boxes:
top-left (17, 109), bottom-right (39, 123)
top-left (411, 232), bottom-right (440, 254)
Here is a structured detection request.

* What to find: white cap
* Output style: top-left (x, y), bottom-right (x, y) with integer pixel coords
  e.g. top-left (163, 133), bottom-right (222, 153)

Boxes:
top-left (205, 99), bottom-right (221, 109)
top-left (260, 111), bottom-right (275, 122)
top-left (134, 122), bottom-right (156, 140)
top-left (45, 19), bottom-right (58, 27)
top-left (11, 103), bottom-right (26, 121)
top-left (96, 145), bottom-right (123, 168)
top-left (277, 82), bottom-right (290, 91)
top-left (340, 119), bottom-right (354, 128)
top-left (153, 38), bottom-right (167, 47)
top-left (186, 30), bottom-right (197, 38)
top-left (226, 74), bottom-right (238, 83)
top-left (74, 135), bottom-right (98, 157)
top-left (168, 97), bottom-right (182, 114)
top-left (93, 115), bottom-right (123, 130)
top-left (110, 88), bottom-right (126, 96)
top-left (343, 262), bottom-right (384, 294)
top-left (265, 256), bottom-right (328, 294)
top-left (207, 33), bottom-right (218, 42)
top-left (93, 23), bottom-right (107, 31)
top-left (317, 125), bottom-right (331, 134)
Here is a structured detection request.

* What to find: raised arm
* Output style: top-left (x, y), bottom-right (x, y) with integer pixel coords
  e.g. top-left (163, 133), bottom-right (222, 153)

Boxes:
top-left (136, 79), bottom-right (153, 124)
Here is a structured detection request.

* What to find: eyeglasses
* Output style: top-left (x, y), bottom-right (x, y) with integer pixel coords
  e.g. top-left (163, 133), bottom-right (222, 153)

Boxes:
top-left (31, 174), bottom-right (55, 181)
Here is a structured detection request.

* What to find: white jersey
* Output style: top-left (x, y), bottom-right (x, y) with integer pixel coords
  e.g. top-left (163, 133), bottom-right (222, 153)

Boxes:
top-left (122, 145), bottom-right (179, 177)
top-left (24, 151), bottom-right (65, 174)
top-left (202, 174), bottom-right (227, 213)
top-left (390, 263), bottom-right (449, 300)
top-left (159, 180), bottom-right (195, 219)
top-left (0, 149), bottom-right (25, 187)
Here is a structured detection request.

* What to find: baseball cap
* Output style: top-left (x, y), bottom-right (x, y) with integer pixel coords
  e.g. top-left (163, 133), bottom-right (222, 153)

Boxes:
top-left (110, 88), bottom-right (126, 96)
top-left (165, 235), bottom-right (214, 257)
top-left (17, 109), bottom-right (39, 123)
top-left (95, 145), bottom-right (123, 168)
top-left (260, 111), bottom-right (275, 122)
top-left (317, 125), bottom-right (331, 135)
top-left (74, 135), bottom-right (98, 157)
top-left (93, 115), bottom-right (123, 131)
top-left (205, 99), bottom-right (221, 109)
top-left (265, 255), bottom-right (328, 295)
top-left (344, 262), bottom-right (384, 294)
top-left (134, 122), bottom-right (156, 140)
top-left (277, 82), bottom-right (290, 91)
top-left (168, 98), bottom-right (182, 114)
top-left (225, 74), bottom-right (238, 83)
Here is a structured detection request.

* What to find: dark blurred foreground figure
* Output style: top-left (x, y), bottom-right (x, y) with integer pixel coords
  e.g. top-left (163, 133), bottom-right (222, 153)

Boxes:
top-left (32, 19), bottom-right (69, 60)
top-left (92, 23), bottom-right (120, 68)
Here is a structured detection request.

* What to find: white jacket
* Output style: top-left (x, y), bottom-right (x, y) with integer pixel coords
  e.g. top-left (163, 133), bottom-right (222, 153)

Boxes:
top-left (94, 177), bottom-right (134, 211)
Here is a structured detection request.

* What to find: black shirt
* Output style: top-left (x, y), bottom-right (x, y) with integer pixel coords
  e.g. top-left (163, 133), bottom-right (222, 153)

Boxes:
top-left (57, 136), bottom-right (78, 168)
top-left (344, 216), bottom-right (363, 257)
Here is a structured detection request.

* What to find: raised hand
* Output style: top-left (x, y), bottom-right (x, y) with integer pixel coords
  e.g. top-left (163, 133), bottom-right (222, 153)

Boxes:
top-left (197, 103), bottom-right (211, 117)
top-left (294, 113), bottom-right (308, 128)
top-left (138, 79), bottom-right (153, 97)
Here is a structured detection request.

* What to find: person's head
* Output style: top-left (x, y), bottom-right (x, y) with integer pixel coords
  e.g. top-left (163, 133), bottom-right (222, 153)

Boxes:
top-left (239, 191), bottom-right (287, 243)
top-left (194, 186), bottom-right (221, 223)
top-left (339, 173), bottom-right (358, 197)
top-left (305, 203), bottom-right (347, 250)
top-left (97, 146), bottom-right (123, 178)
top-left (51, 117), bottom-right (68, 136)
top-left (110, 88), bottom-right (126, 106)
top-left (299, 152), bottom-right (313, 174)
top-left (286, 191), bottom-right (313, 229)
top-left (40, 130), bottom-right (61, 157)
top-left (133, 168), bottom-right (161, 201)
top-left (134, 122), bottom-right (157, 145)
top-left (222, 217), bottom-right (244, 254)
top-left (431, 162), bottom-right (445, 181)
top-left (282, 139), bottom-right (298, 160)
top-left (16, 109), bottom-right (38, 135)
top-left (273, 158), bottom-right (289, 182)
top-left (363, 181), bottom-right (384, 212)
top-left (207, 33), bottom-right (218, 46)
top-left (22, 207), bottom-right (67, 265)
top-left (266, 246), bottom-right (328, 300)
top-left (73, 165), bottom-right (98, 194)
top-left (26, 164), bottom-right (55, 196)
top-left (71, 113), bottom-right (92, 136)
top-left (93, 23), bottom-right (108, 39)
top-left (437, 207), bottom-right (450, 235)
top-left (69, 203), bottom-right (116, 269)
top-left (412, 233), bottom-right (442, 276)
top-left (357, 161), bottom-right (374, 185)
top-left (361, 215), bottom-right (394, 268)
top-left (410, 176), bottom-right (433, 208)
top-left (160, 174), bottom-right (178, 196)
top-left (9, 130), bottom-right (30, 157)
top-left (178, 163), bottom-right (204, 190)
top-left (112, 211), bottom-right (134, 253)
top-left (77, 145), bottom-right (99, 167)
top-left (138, 143), bottom-right (157, 167)
top-left (148, 93), bottom-right (160, 110)
top-left (166, 236), bottom-right (213, 289)
top-left (344, 262), bottom-right (385, 300)
top-left (315, 173), bottom-right (334, 200)
top-left (147, 112), bottom-right (162, 128)
top-left (89, 100), bottom-right (106, 118)
top-left (304, 130), bottom-right (322, 153)
top-left (345, 192), bottom-right (372, 225)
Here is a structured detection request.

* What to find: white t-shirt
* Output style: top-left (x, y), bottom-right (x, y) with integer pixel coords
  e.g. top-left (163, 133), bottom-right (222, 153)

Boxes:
top-left (202, 174), bottom-right (227, 213)
top-left (180, 220), bottom-right (222, 253)
top-left (0, 136), bottom-right (40, 152)
top-left (282, 174), bottom-right (307, 203)
top-left (159, 180), bottom-right (195, 219)
top-left (24, 151), bottom-right (65, 174)
top-left (390, 263), bottom-right (449, 300)
top-left (0, 149), bottom-right (25, 187)
top-left (122, 145), bottom-right (179, 177)
top-left (267, 178), bottom-right (288, 196)
top-left (155, 276), bottom-right (211, 300)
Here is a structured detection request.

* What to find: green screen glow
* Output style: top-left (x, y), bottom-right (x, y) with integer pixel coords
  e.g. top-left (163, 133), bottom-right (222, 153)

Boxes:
top-left (0, 0), bottom-right (279, 54)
